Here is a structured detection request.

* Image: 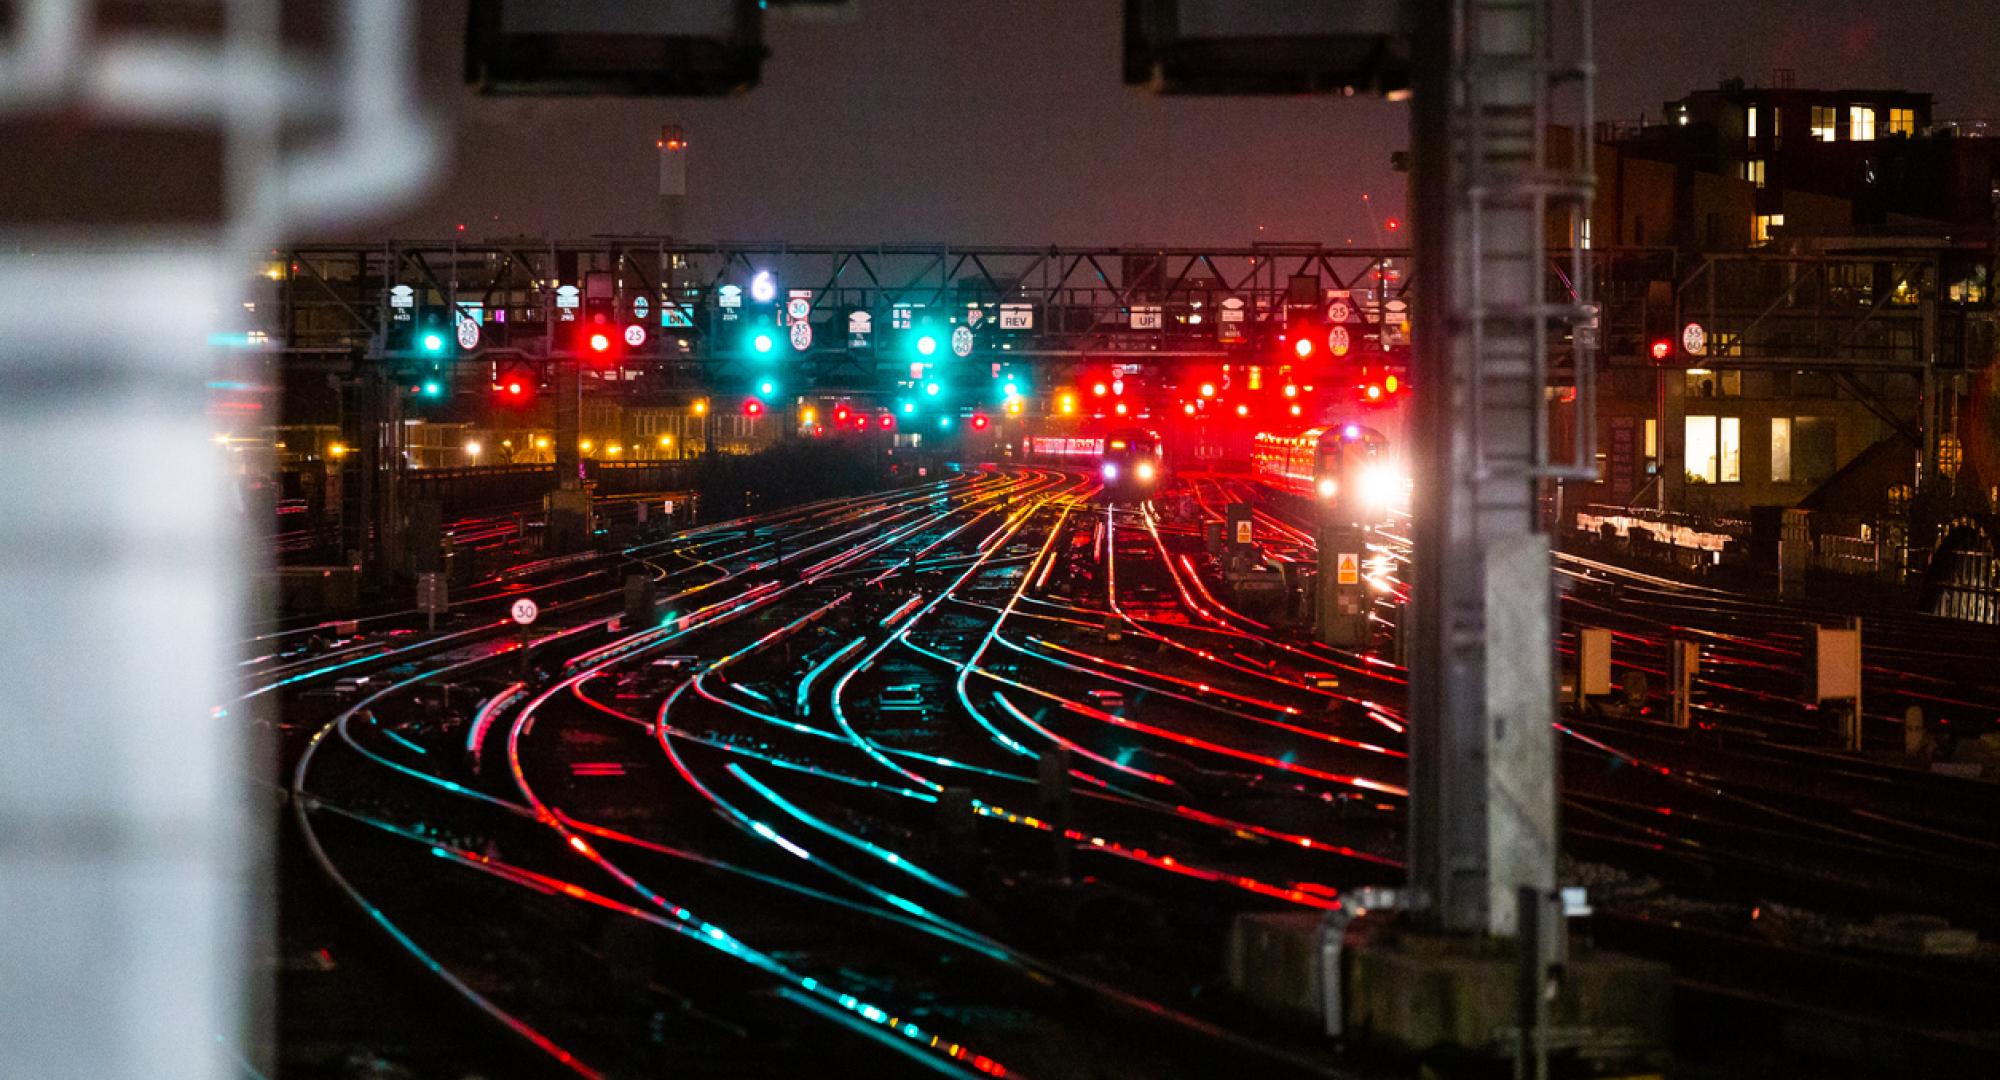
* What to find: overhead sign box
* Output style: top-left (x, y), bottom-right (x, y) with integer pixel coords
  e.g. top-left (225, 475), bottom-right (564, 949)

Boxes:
top-left (1123, 0), bottom-right (1409, 97)
top-left (464, 0), bottom-right (768, 97)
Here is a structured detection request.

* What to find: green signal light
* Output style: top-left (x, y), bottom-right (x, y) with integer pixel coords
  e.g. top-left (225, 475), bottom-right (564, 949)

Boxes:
top-left (757, 379), bottom-right (776, 396)
top-left (421, 379), bottom-right (443, 397)
top-left (901, 401), bottom-right (915, 415)
top-left (916, 335), bottom-right (937, 356)
top-left (1003, 381), bottom-right (1019, 397)
top-left (937, 416), bottom-right (953, 430)
top-left (751, 332), bottom-right (776, 354)
top-left (925, 382), bottom-right (940, 396)
top-left (421, 332), bottom-right (445, 353)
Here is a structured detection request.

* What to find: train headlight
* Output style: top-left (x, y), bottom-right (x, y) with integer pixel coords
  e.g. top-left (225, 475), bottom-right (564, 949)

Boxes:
top-left (1359, 465), bottom-right (1396, 507)
top-left (1316, 477), bottom-right (1336, 499)
top-left (1102, 462), bottom-right (1119, 481)
top-left (1136, 461), bottom-right (1156, 482)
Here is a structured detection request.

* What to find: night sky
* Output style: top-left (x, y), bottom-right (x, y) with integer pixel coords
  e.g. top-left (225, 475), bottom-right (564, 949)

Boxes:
top-left (363, 1), bottom-right (2000, 246)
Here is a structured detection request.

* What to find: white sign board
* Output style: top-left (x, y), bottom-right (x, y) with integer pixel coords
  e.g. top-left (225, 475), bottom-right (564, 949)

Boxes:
top-left (717, 284), bottom-right (743, 309)
top-left (509, 597), bottom-right (539, 626)
top-left (1682, 321), bottom-right (1708, 357)
top-left (554, 284), bottom-right (580, 309)
top-left (950, 324), bottom-right (974, 357)
top-left (389, 284), bottom-right (415, 309)
top-left (1131, 305), bottom-right (1162, 330)
top-left (1328, 324), bottom-right (1351, 357)
top-left (786, 296), bottom-right (811, 322)
top-left (456, 319), bottom-right (481, 350)
top-left (624, 323), bottom-right (648, 347)
top-left (789, 321), bottom-right (813, 351)
top-left (999, 303), bottom-right (1034, 330)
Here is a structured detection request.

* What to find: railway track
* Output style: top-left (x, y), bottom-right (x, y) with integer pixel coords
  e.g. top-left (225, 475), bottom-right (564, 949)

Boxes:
top-left (269, 467), bottom-right (2000, 1077)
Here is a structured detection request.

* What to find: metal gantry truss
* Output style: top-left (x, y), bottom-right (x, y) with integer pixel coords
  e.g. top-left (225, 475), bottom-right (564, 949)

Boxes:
top-left (278, 240), bottom-right (1419, 389)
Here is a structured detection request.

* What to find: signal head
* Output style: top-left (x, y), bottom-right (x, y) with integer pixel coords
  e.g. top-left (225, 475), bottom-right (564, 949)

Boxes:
top-left (588, 332), bottom-right (611, 354)
top-left (752, 332), bottom-right (776, 355)
top-left (1294, 337), bottom-right (1314, 359)
top-left (1650, 339), bottom-right (1672, 361)
top-left (916, 334), bottom-right (938, 357)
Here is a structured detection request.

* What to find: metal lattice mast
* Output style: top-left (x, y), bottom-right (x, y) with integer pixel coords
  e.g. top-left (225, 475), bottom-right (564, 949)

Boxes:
top-left (1406, 0), bottom-right (1596, 936)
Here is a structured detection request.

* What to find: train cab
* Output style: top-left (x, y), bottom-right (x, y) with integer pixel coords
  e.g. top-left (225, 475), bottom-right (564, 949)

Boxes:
top-left (1252, 423), bottom-right (1399, 526)
top-left (1098, 428), bottom-right (1165, 501)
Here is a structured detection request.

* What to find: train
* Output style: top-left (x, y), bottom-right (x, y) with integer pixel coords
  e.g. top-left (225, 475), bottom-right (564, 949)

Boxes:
top-left (1023, 429), bottom-right (1166, 500)
top-left (1251, 423), bottom-right (1402, 525)
top-left (1097, 428), bottom-right (1166, 499)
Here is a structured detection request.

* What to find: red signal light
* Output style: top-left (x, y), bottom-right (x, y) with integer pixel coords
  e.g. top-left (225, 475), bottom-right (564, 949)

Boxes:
top-left (1385, 217), bottom-right (1401, 231)
top-left (856, 415), bottom-right (870, 430)
top-left (835, 406), bottom-right (850, 423)
top-left (1650, 339), bottom-right (1672, 361)
top-left (971, 413), bottom-right (989, 430)
top-left (1235, 404), bottom-right (1248, 417)
top-left (743, 399), bottom-right (763, 416)
top-left (1092, 382), bottom-right (1108, 397)
top-left (1294, 337), bottom-right (1314, 359)
top-left (507, 380), bottom-right (523, 396)
top-left (589, 332), bottom-right (612, 354)
top-left (880, 414), bottom-right (896, 431)
top-left (1366, 384), bottom-right (1383, 400)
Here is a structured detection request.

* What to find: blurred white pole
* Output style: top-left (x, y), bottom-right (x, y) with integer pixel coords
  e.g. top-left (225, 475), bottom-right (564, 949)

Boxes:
top-left (0, 2), bottom-right (435, 1076)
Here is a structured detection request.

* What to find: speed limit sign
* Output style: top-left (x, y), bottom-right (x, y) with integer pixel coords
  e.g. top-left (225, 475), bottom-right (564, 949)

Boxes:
top-left (1328, 324), bottom-right (1352, 357)
top-left (509, 597), bottom-right (539, 626)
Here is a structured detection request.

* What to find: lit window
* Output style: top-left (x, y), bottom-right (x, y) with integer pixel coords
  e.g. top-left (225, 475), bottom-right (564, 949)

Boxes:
top-left (1849, 105), bottom-right (1875, 142)
top-left (1580, 216), bottom-right (1592, 250)
top-left (1685, 415), bottom-right (1719, 484)
top-left (1684, 369), bottom-right (1740, 398)
top-left (1741, 159), bottom-right (1765, 188)
top-left (1644, 418), bottom-right (1658, 461)
top-left (1771, 418), bottom-right (1792, 482)
top-left (1888, 107), bottom-right (1915, 136)
top-left (1770, 106), bottom-right (1783, 147)
top-left (1719, 417), bottom-right (1741, 482)
top-left (1752, 213), bottom-right (1785, 245)
top-left (1746, 106), bottom-right (1758, 139)
top-left (1811, 106), bottom-right (1838, 142)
